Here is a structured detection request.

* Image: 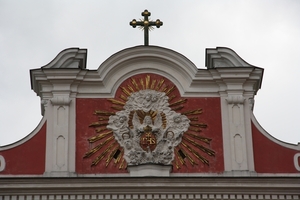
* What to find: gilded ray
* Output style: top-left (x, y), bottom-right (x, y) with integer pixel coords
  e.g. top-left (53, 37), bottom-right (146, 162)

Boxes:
top-left (140, 78), bottom-right (145, 90)
top-left (175, 147), bottom-right (186, 165)
top-left (162, 86), bottom-right (168, 92)
top-left (105, 144), bottom-right (120, 167)
top-left (165, 85), bottom-right (175, 96)
top-left (89, 122), bottom-right (109, 127)
top-left (88, 131), bottom-right (113, 143)
top-left (183, 136), bottom-right (215, 156)
top-left (84, 136), bottom-right (114, 158)
top-left (168, 95), bottom-right (176, 102)
top-left (111, 105), bottom-right (124, 111)
top-left (150, 79), bottom-right (156, 89)
top-left (121, 87), bottom-right (131, 96)
top-left (95, 127), bottom-right (107, 133)
top-left (188, 117), bottom-right (198, 121)
top-left (185, 132), bottom-right (212, 144)
top-left (108, 99), bottom-right (126, 106)
top-left (189, 122), bottom-right (207, 128)
top-left (91, 141), bottom-right (116, 166)
top-left (98, 117), bottom-right (109, 121)
top-left (114, 148), bottom-right (124, 164)
top-left (145, 75), bottom-right (150, 89)
top-left (174, 159), bottom-right (180, 169)
top-left (120, 95), bottom-right (128, 102)
top-left (94, 110), bottom-right (115, 116)
top-left (155, 79), bottom-right (164, 90)
top-left (131, 78), bottom-right (140, 91)
top-left (180, 148), bottom-right (197, 166)
top-left (181, 142), bottom-right (209, 165)
top-left (119, 158), bottom-right (126, 169)
top-left (182, 109), bottom-right (203, 115)
top-left (127, 85), bottom-right (135, 93)
top-left (188, 127), bottom-right (202, 132)
top-left (169, 99), bottom-right (187, 107)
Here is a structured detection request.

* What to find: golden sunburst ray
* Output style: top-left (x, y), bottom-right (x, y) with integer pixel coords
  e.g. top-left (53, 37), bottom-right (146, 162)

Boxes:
top-left (168, 95), bottom-right (176, 102)
top-left (188, 117), bottom-right (198, 121)
top-left (131, 78), bottom-right (140, 91)
top-left (169, 99), bottom-right (187, 107)
top-left (108, 99), bottom-right (126, 106)
top-left (179, 147), bottom-right (197, 166)
top-left (140, 78), bottom-right (145, 90)
top-left (175, 147), bottom-right (186, 166)
top-left (98, 117), bottom-right (109, 121)
top-left (111, 105), bottom-right (124, 111)
top-left (155, 79), bottom-right (164, 91)
top-left (185, 132), bottom-right (212, 144)
top-left (120, 95), bottom-right (128, 102)
top-left (88, 131), bottom-right (113, 143)
top-left (188, 126), bottom-right (202, 132)
top-left (127, 85), bottom-right (135, 93)
top-left (150, 79), bottom-right (156, 89)
top-left (182, 109), bottom-right (203, 115)
top-left (105, 144), bottom-right (121, 167)
top-left (84, 135), bottom-right (114, 158)
top-left (95, 127), bottom-right (107, 133)
top-left (181, 142), bottom-right (209, 165)
top-left (121, 87), bottom-right (131, 96)
top-left (145, 75), bottom-right (150, 89)
top-left (89, 121), bottom-right (109, 128)
top-left (94, 110), bottom-right (115, 116)
top-left (114, 148), bottom-right (124, 164)
top-left (165, 85), bottom-right (175, 96)
top-left (189, 122), bottom-right (207, 128)
top-left (91, 140), bottom-right (117, 166)
top-left (172, 106), bottom-right (184, 111)
top-left (183, 136), bottom-right (215, 156)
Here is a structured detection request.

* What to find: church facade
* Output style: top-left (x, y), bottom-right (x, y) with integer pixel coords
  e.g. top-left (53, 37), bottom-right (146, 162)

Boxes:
top-left (0, 45), bottom-right (299, 199)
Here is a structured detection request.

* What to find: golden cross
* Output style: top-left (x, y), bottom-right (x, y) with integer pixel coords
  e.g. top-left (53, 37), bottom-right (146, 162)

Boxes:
top-left (130, 10), bottom-right (163, 46)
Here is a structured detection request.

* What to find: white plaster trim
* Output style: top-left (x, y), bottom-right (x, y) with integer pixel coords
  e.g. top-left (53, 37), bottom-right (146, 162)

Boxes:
top-left (0, 116), bottom-right (46, 150)
top-left (294, 153), bottom-right (300, 171)
top-left (0, 155), bottom-right (5, 172)
top-left (251, 112), bottom-right (300, 150)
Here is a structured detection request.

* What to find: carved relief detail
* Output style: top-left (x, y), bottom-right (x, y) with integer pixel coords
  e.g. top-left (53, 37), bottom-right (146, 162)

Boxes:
top-left (84, 75), bottom-right (215, 171)
top-left (108, 90), bottom-right (190, 165)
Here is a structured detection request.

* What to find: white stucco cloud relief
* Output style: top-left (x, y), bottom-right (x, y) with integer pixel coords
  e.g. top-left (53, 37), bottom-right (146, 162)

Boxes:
top-left (0, 0), bottom-right (299, 145)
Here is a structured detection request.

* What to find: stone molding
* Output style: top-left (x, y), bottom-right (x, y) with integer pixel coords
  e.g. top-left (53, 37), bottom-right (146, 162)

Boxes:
top-left (0, 177), bottom-right (299, 199)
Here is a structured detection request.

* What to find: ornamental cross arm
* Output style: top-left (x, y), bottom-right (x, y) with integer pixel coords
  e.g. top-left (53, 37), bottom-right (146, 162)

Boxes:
top-left (129, 9), bottom-right (163, 46)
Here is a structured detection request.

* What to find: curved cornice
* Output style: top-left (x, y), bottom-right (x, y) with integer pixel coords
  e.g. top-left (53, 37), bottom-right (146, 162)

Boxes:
top-left (206, 47), bottom-right (257, 68)
top-left (41, 48), bottom-right (87, 69)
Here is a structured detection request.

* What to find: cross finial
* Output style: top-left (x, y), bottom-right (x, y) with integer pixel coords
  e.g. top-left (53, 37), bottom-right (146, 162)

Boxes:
top-left (130, 9), bottom-right (163, 46)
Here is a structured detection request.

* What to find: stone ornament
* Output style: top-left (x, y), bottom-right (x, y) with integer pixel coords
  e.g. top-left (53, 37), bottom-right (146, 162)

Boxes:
top-left (107, 89), bottom-right (190, 165)
top-left (84, 74), bottom-right (215, 171)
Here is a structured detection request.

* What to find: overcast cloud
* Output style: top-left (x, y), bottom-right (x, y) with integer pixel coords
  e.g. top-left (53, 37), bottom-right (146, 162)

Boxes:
top-left (0, 0), bottom-right (299, 145)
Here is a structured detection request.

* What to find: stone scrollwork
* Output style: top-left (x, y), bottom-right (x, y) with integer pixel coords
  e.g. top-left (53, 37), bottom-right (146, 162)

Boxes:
top-left (107, 89), bottom-right (190, 165)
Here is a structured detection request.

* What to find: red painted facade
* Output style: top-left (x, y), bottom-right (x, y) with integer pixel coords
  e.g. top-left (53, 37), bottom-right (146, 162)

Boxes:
top-left (76, 73), bottom-right (224, 174)
top-left (252, 122), bottom-right (299, 173)
top-left (0, 122), bottom-right (46, 175)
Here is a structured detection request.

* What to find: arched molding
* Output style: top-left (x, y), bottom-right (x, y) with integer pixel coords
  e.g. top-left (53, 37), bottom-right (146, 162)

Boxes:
top-left (95, 46), bottom-right (199, 96)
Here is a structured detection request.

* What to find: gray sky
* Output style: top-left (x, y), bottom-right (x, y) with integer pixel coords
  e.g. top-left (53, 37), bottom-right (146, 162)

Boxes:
top-left (0, 0), bottom-right (299, 146)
